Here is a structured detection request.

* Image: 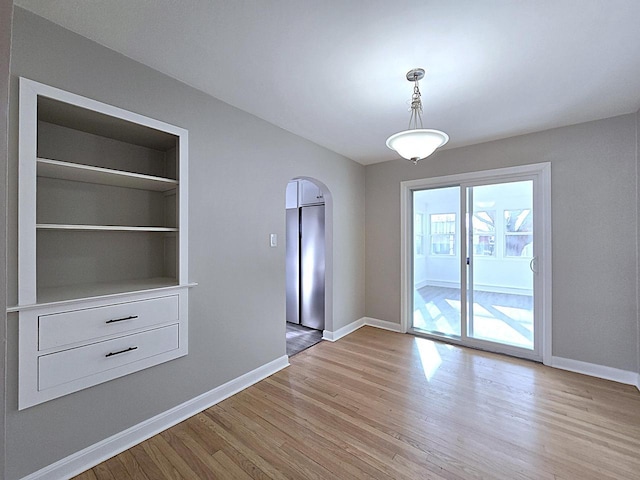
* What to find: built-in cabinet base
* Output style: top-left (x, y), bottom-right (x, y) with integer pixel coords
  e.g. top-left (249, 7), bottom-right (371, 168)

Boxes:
top-left (18, 286), bottom-right (190, 410)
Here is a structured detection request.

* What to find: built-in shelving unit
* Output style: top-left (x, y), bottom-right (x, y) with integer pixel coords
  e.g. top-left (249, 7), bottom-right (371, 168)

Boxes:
top-left (14, 77), bottom-right (193, 409)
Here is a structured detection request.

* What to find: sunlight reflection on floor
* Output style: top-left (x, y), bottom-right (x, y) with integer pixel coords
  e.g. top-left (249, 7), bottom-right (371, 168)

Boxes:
top-left (415, 338), bottom-right (442, 381)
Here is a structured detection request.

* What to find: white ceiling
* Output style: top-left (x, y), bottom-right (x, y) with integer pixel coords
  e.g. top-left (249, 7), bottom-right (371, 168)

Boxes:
top-left (14, 0), bottom-right (640, 165)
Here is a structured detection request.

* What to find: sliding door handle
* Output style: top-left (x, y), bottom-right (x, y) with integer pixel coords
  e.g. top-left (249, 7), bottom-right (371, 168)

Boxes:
top-left (529, 257), bottom-right (538, 273)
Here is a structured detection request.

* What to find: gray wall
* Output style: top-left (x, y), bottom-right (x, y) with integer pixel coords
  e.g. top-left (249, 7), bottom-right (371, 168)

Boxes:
top-left (637, 108), bottom-right (640, 382)
top-left (0, 1), bottom-right (13, 478)
top-left (5, 9), bottom-right (365, 479)
top-left (366, 114), bottom-right (638, 372)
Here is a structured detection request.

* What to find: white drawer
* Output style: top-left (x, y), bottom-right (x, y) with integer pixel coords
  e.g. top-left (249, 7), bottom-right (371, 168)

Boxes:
top-left (38, 295), bottom-right (179, 351)
top-left (38, 324), bottom-right (179, 391)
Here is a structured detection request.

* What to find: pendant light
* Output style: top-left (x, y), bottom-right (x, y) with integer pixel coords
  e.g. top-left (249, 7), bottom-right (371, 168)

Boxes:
top-left (386, 68), bottom-right (449, 165)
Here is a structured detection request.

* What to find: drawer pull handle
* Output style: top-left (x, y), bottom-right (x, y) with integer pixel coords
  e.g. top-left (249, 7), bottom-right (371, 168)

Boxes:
top-left (105, 315), bottom-right (138, 324)
top-left (105, 346), bottom-right (138, 358)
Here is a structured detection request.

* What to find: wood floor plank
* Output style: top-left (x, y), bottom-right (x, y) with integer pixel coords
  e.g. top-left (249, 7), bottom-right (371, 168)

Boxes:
top-left (268, 367), bottom-right (551, 480)
top-left (73, 470), bottom-right (98, 480)
top-left (182, 418), bottom-right (275, 479)
top-left (255, 375), bottom-right (498, 480)
top-left (101, 456), bottom-right (131, 479)
top-left (158, 428), bottom-right (217, 479)
top-left (91, 462), bottom-right (117, 480)
top-left (88, 462), bottom-right (116, 480)
top-left (204, 407), bottom-right (342, 480)
top-left (195, 409), bottom-right (301, 480)
top-left (211, 450), bottom-right (254, 479)
top-left (73, 327), bottom-right (640, 480)
top-left (116, 450), bottom-right (150, 480)
top-left (227, 391), bottom-right (395, 479)
top-left (236, 387), bottom-right (421, 480)
top-left (145, 434), bottom-right (202, 479)
top-left (128, 442), bottom-right (169, 480)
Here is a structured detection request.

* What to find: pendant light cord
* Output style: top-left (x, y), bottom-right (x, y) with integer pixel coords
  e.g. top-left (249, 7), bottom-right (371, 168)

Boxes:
top-left (408, 78), bottom-right (424, 130)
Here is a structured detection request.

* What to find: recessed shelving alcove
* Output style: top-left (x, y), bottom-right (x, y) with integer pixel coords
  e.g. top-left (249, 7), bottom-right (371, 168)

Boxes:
top-left (13, 77), bottom-right (194, 409)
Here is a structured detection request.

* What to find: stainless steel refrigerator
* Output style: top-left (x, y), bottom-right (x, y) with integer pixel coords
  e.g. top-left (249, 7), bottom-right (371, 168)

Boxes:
top-left (286, 205), bottom-right (325, 330)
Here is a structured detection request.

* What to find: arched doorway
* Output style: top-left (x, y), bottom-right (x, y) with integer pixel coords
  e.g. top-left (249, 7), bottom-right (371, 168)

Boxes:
top-left (285, 177), bottom-right (332, 356)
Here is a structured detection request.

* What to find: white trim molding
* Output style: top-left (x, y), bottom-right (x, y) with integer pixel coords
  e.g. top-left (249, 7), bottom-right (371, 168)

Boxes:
top-left (551, 356), bottom-right (639, 387)
top-left (21, 355), bottom-right (289, 480)
top-left (322, 317), bottom-right (404, 342)
top-left (323, 319), bottom-right (364, 342)
top-left (363, 317), bottom-right (404, 333)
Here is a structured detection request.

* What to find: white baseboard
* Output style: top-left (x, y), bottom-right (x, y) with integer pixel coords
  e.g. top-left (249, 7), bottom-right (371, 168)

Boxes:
top-left (323, 317), bottom-right (404, 342)
top-left (419, 279), bottom-right (459, 290)
top-left (414, 279), bottom-right (429, 290)
top-left (323, 318), bottom-right (364, 342)
top-left (21, 355), bottom-right (290, 480)
top-left (363, 317), bottom-right (404, 333)
top-left (551, 356), bottom-right (639, 387)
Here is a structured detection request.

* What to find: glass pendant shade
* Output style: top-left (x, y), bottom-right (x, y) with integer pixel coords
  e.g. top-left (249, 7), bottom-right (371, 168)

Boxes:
top-left (386, 128), bottom-right (449, 161)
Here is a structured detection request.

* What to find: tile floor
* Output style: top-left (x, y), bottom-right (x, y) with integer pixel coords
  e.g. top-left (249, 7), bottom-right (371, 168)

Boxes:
top-left (286, 322), bottom-right (323, 356)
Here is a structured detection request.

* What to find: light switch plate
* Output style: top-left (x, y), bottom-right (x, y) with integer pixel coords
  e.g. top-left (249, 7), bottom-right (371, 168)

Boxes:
top-left (270, 233), bottom-right (277, 247)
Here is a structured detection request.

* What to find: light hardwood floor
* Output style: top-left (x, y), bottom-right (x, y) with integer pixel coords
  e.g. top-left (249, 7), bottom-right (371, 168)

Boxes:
top-left (74, 326), bottom-right (640, 479)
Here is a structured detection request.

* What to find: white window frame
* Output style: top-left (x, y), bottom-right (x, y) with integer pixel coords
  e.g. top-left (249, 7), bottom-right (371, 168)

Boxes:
top-left (414, 212), bottom-right (425, 257)
top-left (429, 212), bottom-right (456, 256)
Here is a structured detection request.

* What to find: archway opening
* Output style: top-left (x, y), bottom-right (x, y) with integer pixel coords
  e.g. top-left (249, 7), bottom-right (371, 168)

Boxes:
top-left (284, 177), bottom-right (332, 356)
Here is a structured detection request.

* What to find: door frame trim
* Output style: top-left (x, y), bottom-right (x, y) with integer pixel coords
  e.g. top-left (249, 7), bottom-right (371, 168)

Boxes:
top-left (400, 163), bottom-right (552, 365)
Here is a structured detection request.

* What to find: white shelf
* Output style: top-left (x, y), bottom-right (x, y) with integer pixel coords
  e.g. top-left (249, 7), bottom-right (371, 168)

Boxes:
top-left (37, 224), bottom-right (178, 232)
top-left (37, 158), bottom-right (178, 192)
top-left (8, 280), bottom-right (198, 312)
top-left (34, 277), bottom-right (182, 305)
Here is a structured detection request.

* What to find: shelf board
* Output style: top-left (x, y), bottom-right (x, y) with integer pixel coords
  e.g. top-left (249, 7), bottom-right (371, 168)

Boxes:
top-left (37, 158), bottom-right (178, 192)
top-left (37, 224), bottom-right (178, 232)
top-left (8, 280), bottom-right (198, 312)
top-left (36, 277), bottom-right (182, 305)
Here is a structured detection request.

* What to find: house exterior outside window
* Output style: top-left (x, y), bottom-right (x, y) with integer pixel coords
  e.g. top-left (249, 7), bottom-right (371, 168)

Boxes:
top-left (430, 213), bottom-right (456, 255)
top-left (504, 209), bottom-right (533, 257)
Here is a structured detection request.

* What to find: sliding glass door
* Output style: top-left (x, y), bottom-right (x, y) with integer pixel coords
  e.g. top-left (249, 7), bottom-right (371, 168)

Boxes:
top-left (412, 186), bottom-right (462, 337)
top-left (407, 166), bottom-right (549, 361)
top-left (466, 181), bottom-right (534, 349)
